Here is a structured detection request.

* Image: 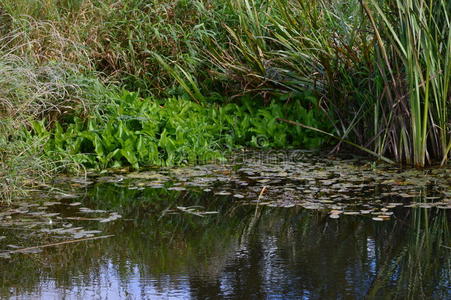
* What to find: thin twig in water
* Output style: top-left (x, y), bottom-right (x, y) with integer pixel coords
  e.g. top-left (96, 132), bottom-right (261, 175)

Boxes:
top-left (257, 186), bottom-right (267, 202)
top-left (0, 235), bottom-right (114, 255)
top-left (64, 217), bottom-right (104, 221)
top-left (255, 186), bottom-right (267, 217)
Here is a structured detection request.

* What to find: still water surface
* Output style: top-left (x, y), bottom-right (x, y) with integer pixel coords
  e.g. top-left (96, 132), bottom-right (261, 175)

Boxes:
top-left (0, 153), bottom-right (449, 299)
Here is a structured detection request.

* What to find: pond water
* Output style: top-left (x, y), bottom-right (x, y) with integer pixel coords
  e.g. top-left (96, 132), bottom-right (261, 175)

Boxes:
top-left (0, 151), bottom-right (449, 299)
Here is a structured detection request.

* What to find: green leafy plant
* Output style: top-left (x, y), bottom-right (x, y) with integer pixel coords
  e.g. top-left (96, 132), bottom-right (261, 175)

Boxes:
top-left (33, 91), bottom-right (330, 170)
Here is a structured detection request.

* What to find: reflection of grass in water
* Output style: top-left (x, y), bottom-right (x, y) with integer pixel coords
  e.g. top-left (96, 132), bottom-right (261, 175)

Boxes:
top-left (0, 186), bottom-right (449, 298)
top-left (84, 184), bottom-right (252, 275)
top-left (0, 187), bottom-right (252, 297)
top-left (241, 206), bottom-right (449, 299)
top-left (367, 208), bottom-right (449, 299)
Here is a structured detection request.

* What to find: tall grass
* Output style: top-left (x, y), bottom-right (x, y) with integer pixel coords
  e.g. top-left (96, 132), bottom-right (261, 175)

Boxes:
top-left (366, 0), bottom-right (450, 166)
top-left (202, 0), bottom-right (389, 154)
top-left (199, 0), bottom-right (450, 166)
top-left (0, 0), bottom-right (234, 96)
top-left (0, 120), bottom-right (55, 202)
top-left (0, 41), bottom-right (110, 202)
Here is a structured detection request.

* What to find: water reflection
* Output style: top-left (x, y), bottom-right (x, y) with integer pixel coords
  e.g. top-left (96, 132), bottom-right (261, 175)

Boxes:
top-left (0, 184), bottom-right (449, 299)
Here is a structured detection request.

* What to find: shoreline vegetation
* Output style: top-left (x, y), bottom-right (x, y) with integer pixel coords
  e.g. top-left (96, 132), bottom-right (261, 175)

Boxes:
top-left (0, 0), bottom-right (449, 201)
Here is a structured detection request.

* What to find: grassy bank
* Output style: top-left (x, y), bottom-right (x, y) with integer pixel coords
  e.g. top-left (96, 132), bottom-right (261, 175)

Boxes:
top-left (0, 53), bottom-right (112, 200)
top-left (0, 0), bottom-right (449, 200)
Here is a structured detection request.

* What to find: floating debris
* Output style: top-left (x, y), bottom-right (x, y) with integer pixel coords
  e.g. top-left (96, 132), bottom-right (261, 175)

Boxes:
top-left (7, 245), bottom-right (21, 249)
top-left (149, 184), bottom-right (164, 189)
top-left (42, 213), bottom-right (60, 217)
top-left (215, 191), bottom-right (232, 196)
top-left (79, 208), bottom-right (107, 213)
top-left (0, 196), bottom-right (123, 258)
top-left (168, 187), bottom-right (187, 191)
top-left (99, 213), bottom-right (122, 223)
top-left (343, 211), bottom-right (360, 215)
top-left (175, 206), bottom-right (219, 217)
top-left (55, 193), bottom-right (79, 200)
top-left (43, 202), bottom-right (62, 206)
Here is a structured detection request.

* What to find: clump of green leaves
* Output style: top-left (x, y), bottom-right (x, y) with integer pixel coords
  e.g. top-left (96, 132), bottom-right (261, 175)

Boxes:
top-left (215, 93), bottom-right (329, 150)
top-left (33, 91), bottom-right (330, 170)
top-left (33, 92), bottom-right (223, 169)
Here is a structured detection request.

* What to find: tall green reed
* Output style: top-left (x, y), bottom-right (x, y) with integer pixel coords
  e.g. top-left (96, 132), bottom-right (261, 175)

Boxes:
top-left (366, 0), bottom-right (450, 167)
top-left (200, 0), bottom-right (449, 166)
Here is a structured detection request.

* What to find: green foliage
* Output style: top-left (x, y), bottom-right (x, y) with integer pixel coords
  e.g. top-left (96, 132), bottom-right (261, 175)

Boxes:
top-left (1, 0), bottom-right (447, 191)
top-left (0, 0), bottom-right (236, 97)
top-left (0, 119), bottom-right (55, 202)
top-left (364, 0), bottom-right (450, 166)
top-left (197, 0), bottom-right (450, 166)
top-left (216, 93), bottom-right (329, 149)
top-left (33, 91), bottom-right (330, 170)
top-left (0, 52), bottom-right (109, 201)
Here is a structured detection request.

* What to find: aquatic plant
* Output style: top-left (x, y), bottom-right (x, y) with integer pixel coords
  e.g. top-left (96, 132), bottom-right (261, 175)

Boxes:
top-left (364, 0), bottom-right (450, 166)
top-left (196, 0), bottom-right (450, 166)
top-left (33, 91), bottom-right (330, 170)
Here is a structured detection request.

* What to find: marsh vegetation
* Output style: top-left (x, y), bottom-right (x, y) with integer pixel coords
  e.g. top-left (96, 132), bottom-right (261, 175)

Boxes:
top-left (0, 0), bottom-right (449, 200)
top-left (0, 1), bottom-right (449, 298)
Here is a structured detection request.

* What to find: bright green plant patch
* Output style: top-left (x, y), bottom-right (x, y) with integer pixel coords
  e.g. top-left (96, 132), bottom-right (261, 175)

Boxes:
top-left (32, 91), bottom-right (330, 170)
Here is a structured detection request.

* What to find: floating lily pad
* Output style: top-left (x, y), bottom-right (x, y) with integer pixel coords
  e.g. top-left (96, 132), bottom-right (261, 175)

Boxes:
top-left (17, 248), bottom-right (43, 254)
top-left (168, 187), bottom-right (187, 191)
top-left (215, 191), bottom-right (232, 196)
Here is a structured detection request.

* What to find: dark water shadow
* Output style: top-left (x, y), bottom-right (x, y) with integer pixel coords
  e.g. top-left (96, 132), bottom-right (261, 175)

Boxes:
top-left (0, 183), bottom-right (449, 299)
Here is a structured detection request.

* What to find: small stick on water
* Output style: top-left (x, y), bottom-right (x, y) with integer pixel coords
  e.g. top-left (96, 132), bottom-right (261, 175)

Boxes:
top-left (0, 235), bottom-right (114, 255)
top-left (255, 186), bottom-right (267, 217)
top-left (257, 186), bottom-right (267, 203)
top-left (65, 217), bottom-right (104, 221)
top-left (245, 186), bottom-right (268, 237)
